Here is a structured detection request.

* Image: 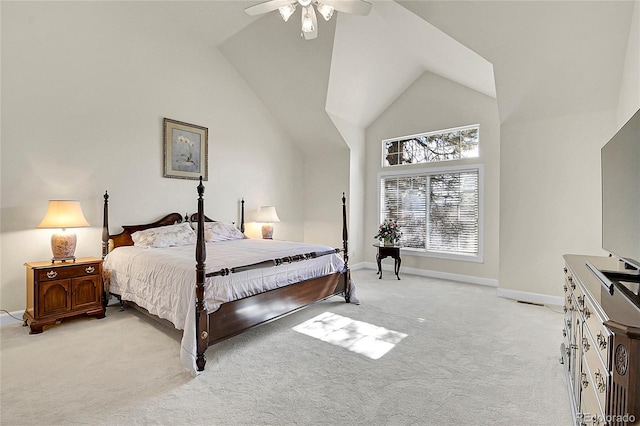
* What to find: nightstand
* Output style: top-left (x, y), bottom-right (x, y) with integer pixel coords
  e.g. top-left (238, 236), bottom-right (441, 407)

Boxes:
top-left (23, 257), bottom-right (105, 334)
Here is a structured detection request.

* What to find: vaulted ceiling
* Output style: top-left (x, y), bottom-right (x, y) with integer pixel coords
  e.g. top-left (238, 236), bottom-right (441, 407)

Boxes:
top-left (154, 1), bottom-right (636, 153)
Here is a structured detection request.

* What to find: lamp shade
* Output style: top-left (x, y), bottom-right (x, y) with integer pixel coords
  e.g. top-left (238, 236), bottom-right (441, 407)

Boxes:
top-left (37, 200), bottom-right (89, 262)
top-left (316, 3), bottom-right (334, 21)
top-left (255, 206), bottom-right (280, 239)
top-left (278, 3), bottom-right (296, 21)
top-left (37, 200), bottom-right (90, 229)
top-left (255, 206), bottom-right (280, 224)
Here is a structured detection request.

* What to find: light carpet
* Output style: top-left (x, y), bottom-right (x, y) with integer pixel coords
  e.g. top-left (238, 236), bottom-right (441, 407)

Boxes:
top-left (0, 269), bottom-right (572, 425)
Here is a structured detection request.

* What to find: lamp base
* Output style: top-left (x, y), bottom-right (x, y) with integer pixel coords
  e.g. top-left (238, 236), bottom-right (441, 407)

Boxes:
top-left (261, 224), bottom-right (274, 239)
top-left (51, 256), bottom-right (77, 264)
top-left (51, 231), bottom-right (77, 263)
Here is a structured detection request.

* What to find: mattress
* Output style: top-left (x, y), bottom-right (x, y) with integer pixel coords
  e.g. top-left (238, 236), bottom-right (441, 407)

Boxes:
top-left (103, 238), bottom-right (345, 374)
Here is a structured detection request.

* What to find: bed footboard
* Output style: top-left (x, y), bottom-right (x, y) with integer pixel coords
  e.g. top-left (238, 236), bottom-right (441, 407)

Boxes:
top-left (208, 271), bottom-right (344, 344)
top-left (193, 179), bottom-right (351, 372)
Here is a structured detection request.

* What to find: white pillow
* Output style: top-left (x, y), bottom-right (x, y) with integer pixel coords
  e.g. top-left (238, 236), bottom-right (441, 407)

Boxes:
top-left (200, 222), bottom-right (245, 242)
top-left (131, 223), bottom-right (196, 248)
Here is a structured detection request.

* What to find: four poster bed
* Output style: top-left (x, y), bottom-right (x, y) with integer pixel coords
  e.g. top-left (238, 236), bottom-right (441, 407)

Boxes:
top-left (101, 178), bottom-right (352, 374)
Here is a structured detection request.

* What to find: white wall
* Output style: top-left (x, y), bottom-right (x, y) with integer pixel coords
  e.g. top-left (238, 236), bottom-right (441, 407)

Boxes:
top-left (366, 71), bottom-right (501, 282)
top-left (618, 1), bottom-right (640, 126)
top-left (499, 110), bottom-right (616, 301)
top-left (499, 0), bottom-right (640, 303)
top-left (303, 150), bottom-right (350, 250)
top-left (0, 2), bottom-right (305, 313)
top-left (328, 113), bottom-right (367, 265)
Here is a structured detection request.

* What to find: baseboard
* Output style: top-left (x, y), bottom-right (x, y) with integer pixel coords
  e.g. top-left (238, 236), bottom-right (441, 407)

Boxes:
top-left (362, 262), bottom-right (499, 287)
top-left (361, 262), bottom-right (563, 306)
top-left (497, 288), bottom-right (564, 307)
top-left (349, 262), bottom-right (367, 271)
top-left (1, 310), bottom-right (24, 327)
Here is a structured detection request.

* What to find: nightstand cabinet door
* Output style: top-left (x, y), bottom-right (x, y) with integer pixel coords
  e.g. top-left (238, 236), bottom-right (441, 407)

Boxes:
top-left (37, 279), bottom-right (71, 317)
top-left (71, 275), bottom-right (101, 309)
top-left (24, 258), bottom-right (106, 334)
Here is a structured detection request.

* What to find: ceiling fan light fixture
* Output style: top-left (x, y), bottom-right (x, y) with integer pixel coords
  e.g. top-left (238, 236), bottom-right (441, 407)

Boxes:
top-left (301, 6), bottom-right (315, 33)
top-left (278, 3), bottom-right (297, 22)
top-left (316, 3), bottom-right (334, 21)
top-left (244, 0), bottom-right (373, 41)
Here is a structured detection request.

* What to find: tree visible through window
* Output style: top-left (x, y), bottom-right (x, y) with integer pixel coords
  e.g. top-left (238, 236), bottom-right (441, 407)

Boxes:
top-left (380, 125), bottom-right (481, 259)
top-left (380, 169), bottom-right (480, 257)
top-left (383, 125), bottom-right (479, 167)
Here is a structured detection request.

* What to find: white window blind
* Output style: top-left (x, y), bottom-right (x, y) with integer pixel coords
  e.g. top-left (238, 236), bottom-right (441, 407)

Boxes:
top-left (380, 168), bottom-right (480, 258)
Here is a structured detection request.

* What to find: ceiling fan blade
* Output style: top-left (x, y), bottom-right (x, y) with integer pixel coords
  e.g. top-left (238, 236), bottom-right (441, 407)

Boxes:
top-left (245, 0), bottom-right (292, 16)
top-left (320, 0), bottom-right (372, 16)
top-left (302, 5), bottom-right (318, 40)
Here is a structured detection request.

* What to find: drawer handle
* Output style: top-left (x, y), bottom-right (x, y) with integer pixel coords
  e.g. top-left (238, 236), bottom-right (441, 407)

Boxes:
top-left (582, 336), bottom-right (590, 352)
top-left (563, 284), bottom-right (568, 293)
top-left (594, 370), bottom-right (606, 394)
top-left (583, 306), bottom-right (591, 320)
top-left (596, 332), bottom-right (607, 350)
top-left (562, 328), bottom-right (567, 338)
top-left (46, 270), bottom-right (57, 279)
top-left (85, 266), bottom-right (95, 274)
top-left (577, 295), bottom-right (585, 307)
top-left (581, 372), bottom-right (589, 389)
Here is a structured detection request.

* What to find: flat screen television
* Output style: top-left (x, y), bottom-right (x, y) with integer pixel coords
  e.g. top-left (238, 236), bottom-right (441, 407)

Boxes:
top-left (601, 108), bottom-right (640, 273)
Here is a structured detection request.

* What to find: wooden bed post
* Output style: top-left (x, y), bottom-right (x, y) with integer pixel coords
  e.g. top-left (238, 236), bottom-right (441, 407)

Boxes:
top-left (240, 198), bottom-right (245, 233)
top-left (195, 177), bottom-right (209, 371)
top-left (102, 191), bottom-right (109, 259)
top-left (342, 192), bottom-right (351, 303)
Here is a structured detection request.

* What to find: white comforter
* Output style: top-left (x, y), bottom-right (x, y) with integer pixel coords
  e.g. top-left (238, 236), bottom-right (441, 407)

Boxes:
top-left (103, 239), bottom-right (345, 375)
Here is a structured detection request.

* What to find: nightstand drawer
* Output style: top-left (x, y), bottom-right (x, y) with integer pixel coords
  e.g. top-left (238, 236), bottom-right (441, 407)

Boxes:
top-left (35, 263), bottom-right (99, 281)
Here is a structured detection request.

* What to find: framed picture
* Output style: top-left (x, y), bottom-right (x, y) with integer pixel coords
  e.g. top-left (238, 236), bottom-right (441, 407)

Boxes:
top-left (163, 118), bottom-right (208, 181)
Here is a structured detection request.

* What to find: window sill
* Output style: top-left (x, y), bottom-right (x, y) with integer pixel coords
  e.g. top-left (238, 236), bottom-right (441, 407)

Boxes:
top-left (401, 247), bottom-right (483, 263)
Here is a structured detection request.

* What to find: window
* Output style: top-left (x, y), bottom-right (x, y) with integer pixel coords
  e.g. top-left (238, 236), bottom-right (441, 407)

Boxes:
top-left (379, 165), bottom-right (483, 262)
top-left (383, 125), bottom-right (479, 167)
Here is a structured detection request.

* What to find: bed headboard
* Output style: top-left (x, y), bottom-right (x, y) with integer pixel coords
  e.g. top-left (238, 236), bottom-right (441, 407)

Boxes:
top-left (101, 191), bottom-right (184, 256)
top-left (101, 192), bottom-right (246, 258)
top-left (188, 198), bottom-right (245, 233)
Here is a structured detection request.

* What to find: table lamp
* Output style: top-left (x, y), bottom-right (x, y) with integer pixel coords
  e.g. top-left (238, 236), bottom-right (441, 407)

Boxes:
top-left (37, 200), bottom-right (90, 263)
top-left (255, 206), bottom-right (280, 239)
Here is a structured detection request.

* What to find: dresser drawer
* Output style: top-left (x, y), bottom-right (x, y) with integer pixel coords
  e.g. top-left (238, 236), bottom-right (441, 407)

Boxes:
top-left (35, 263), bottom-right (100, 281)
top-left (582, 326), bottom-right (610, 414)
top-left (580, 352), bottom-right (607, 426)
top-left (581, 294), bottom-right (612, 369)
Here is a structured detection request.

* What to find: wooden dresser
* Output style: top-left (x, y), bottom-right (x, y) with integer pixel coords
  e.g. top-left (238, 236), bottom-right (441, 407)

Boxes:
top-left (23, 257), bottom-right (105, 334)
top-left (562, 255), bottom-right (640, 425)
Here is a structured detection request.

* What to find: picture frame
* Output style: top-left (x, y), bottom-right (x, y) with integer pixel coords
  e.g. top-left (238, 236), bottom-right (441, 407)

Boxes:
top-left (163, 118), bottom-right (208, 181)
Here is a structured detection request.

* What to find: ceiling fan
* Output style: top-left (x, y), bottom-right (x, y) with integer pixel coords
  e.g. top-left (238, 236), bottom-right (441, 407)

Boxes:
top-left (245, 0), bottom-right (373, 40)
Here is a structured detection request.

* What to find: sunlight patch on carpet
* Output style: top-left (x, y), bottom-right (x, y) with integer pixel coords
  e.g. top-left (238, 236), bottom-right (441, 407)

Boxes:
top-left (292, 312), bottom-right (407, 359)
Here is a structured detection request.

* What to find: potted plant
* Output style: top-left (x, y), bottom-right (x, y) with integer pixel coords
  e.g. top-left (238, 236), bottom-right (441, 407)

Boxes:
top-left (374, 219), bottom-right (402, 246)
